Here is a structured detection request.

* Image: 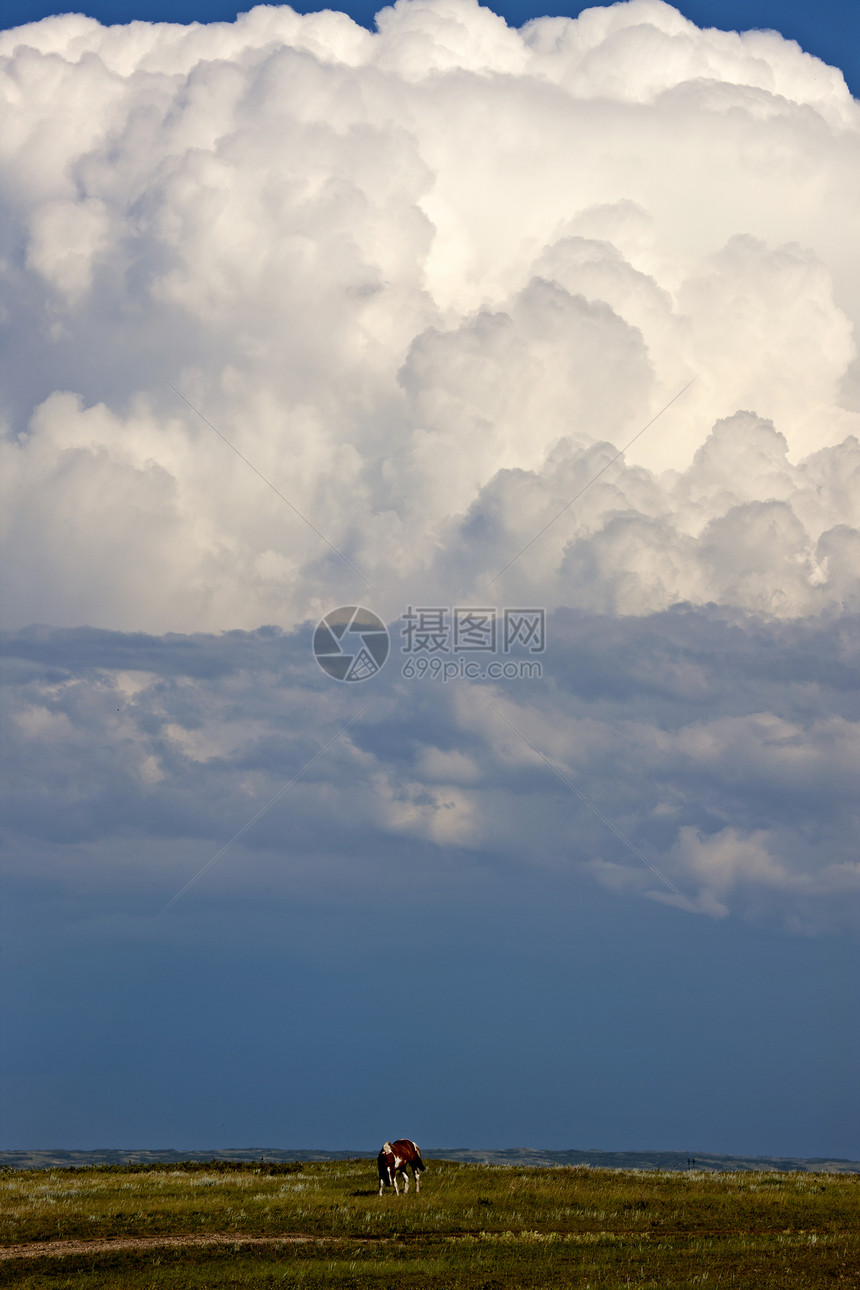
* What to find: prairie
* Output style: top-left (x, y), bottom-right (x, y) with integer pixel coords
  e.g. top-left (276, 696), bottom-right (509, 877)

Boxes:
top-left (1, 1158), bottom-right (857, 1287)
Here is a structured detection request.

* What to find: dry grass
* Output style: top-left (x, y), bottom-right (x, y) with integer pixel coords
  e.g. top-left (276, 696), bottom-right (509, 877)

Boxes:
top-left (1, 1159), bottom-right (857, 1287)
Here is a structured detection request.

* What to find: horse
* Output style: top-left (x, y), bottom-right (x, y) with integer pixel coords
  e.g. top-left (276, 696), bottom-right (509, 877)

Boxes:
top-left (377, 1139), bottom-right (426, 1194)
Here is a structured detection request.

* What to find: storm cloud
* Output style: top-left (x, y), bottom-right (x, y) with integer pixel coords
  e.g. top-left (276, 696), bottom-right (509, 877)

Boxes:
top-left (1, 0), bottom-right (859, 934)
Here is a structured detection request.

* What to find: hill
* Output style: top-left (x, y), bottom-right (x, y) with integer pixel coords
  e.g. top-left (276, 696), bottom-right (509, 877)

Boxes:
top-left (2, 1145), bottom-right (858, 1172)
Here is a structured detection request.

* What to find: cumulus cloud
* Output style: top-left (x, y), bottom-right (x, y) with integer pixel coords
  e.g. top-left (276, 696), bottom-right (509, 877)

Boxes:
top-left (1, 0), bottom-right (859, 631)
top-left (1, 0), bottom-right (858, 931)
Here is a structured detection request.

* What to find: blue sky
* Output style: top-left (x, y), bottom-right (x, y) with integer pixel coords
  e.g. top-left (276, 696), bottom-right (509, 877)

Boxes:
top-left (1, 0), bottom-right (859, 1158)
top-left (2, 0), bottom-right (858, 97)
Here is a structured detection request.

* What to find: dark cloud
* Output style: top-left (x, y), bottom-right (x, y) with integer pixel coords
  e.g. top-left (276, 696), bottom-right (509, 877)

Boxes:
top-left (3, 610), bottom-right (857, 929)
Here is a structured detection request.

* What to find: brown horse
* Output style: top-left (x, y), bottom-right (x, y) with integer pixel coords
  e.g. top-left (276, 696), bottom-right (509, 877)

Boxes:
top-left (377, 1139), bottom-right (426, 1194)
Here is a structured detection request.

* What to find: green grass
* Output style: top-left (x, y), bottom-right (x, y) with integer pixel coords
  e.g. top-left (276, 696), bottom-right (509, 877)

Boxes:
top-left (1, 1159), bottom-right (858, 1288)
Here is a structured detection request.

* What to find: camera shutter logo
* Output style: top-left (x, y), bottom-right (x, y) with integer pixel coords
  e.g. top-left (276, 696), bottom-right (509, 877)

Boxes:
top-left (313, 606), bottom-right (390, 682)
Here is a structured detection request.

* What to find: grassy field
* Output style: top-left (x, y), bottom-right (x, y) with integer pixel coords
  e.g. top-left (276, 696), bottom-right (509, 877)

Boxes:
top-left (1, 1158), bottom-right (858, 1288)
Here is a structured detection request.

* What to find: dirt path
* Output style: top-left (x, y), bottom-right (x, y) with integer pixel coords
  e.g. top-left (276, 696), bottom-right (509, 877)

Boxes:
top-left (0, 1233), bottom-right (323, 1260)
top-left (0, 1226), bottom-right (828, 1261)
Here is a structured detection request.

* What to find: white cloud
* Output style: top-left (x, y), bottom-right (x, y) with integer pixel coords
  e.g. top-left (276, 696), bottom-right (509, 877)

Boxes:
top-left (1, 1), bottom-right (858, 932)
top-left (1, 0), bottom-right (858, 631)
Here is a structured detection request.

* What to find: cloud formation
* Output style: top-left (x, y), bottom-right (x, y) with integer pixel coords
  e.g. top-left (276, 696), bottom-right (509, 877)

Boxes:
top-left (1, 0), bottom-right (858, 631)
top-left (1, 0), bottom-right (858, 932)
top-left (3, 609), bottom-right (859, 930)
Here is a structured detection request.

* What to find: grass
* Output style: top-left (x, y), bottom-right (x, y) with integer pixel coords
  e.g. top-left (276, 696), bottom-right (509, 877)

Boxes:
top-left (1, 1159), bottom-right (858, 1287)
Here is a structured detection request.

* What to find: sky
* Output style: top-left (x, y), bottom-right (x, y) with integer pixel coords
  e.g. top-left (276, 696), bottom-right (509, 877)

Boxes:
top-left (2, 0), bottom-right (859, 97)
top-left (0, 0), bottom-right (858, 1158)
